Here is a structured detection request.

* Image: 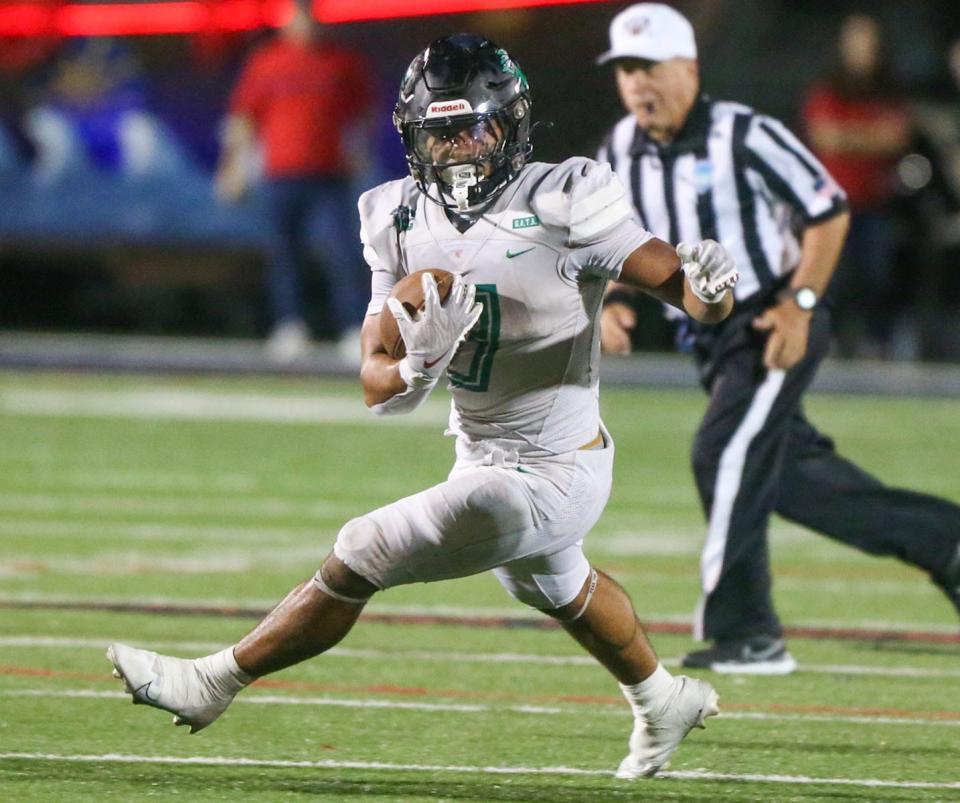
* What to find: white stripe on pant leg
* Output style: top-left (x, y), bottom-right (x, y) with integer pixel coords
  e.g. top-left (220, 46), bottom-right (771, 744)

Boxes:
top-left (695, 369), bottom-right (786, 640)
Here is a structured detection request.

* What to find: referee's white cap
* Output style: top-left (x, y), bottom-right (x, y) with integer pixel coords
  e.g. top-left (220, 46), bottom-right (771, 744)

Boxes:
top-left (596, 3), bottom-right (697, 65)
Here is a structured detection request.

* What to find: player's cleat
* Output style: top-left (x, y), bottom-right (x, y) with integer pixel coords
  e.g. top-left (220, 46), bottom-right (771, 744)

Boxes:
top-left (106, 643), bottom-right (238, 733)
top-left (681, 635), bottom-right (797, 675)
top-left (616, 675), bottom-right (719, 779)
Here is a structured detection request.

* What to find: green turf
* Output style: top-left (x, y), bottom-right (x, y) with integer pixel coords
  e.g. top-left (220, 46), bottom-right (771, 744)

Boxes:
top-left (1, 371), bottom-right (958, 801)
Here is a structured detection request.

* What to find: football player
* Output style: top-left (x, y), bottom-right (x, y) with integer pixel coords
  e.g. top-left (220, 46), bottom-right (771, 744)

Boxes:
top-left (108, 33), bottom-right (738, 779)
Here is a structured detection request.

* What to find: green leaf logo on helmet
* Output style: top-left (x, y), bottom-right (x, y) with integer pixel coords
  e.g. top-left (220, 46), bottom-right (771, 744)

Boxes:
top-left (496, 48), bottom-right (529, 89)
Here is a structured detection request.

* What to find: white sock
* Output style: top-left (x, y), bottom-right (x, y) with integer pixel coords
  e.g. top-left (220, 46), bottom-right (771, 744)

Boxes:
top-left (619, 663), bottom-right (675, 717)
top-left (194, 647), bottom-right (253, 699)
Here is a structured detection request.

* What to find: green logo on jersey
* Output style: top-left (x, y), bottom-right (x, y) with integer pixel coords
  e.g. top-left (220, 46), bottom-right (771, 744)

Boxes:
top-left (392, 205), bottom-right (416, 233)
top-left (506, 247), bottom-right (535, 259)
top-left (511, 215), bottom-right (540, 230)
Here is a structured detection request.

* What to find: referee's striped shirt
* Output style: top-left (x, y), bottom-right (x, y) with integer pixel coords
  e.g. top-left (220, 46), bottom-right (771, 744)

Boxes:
top-left (597, 95), bottom-right (849, 302)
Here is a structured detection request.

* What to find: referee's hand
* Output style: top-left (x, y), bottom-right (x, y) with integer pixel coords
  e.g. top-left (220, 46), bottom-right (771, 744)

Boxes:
top-left (752, 300), bottom-right (812, 370)
top-left (601, 302), bottom-right (637, 355)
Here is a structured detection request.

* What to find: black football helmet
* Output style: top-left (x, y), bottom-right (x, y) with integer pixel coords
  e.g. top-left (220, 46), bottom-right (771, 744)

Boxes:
top-left (394, 33), bottom-right (533, 215)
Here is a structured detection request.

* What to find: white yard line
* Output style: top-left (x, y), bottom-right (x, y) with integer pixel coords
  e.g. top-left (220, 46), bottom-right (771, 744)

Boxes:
top-left (0, 492), bottom-right (350, 520)
top-left (0, 520), bottom-right (323, 545)
top-left (3, 688), bottom-right (960, 729)
top-left (2, 636), bottom-right (960, 680)
top-left (0, 389), bottom-right (449, 426)
top-left (4, 470), bottom-right (260, 493)
top-left (3, 690), bottom-right (488, 714)
top-left (0, 546), bottom-right (331, 577)
top-left (0, 751), bottom-right (957, 790)
top-left (721, 710), bottom-right (960, 727)
top-left (0, 635), bottom-right (233, 651)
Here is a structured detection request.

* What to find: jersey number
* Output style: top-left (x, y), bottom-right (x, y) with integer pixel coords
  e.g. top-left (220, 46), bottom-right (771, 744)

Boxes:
top-left (448, 284), bottom-right (500, 392)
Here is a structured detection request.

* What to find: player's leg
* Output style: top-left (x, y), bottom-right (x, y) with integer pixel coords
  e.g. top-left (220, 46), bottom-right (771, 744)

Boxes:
top-left (554, 568), bottom-right (659, 682)
top-left (232, 550), bottom-right (378, 675)
top-left (775, 413), bottom-right (960, 618)
top-left (494, 548), bottom-right (718, 779)
top-left (108, 461), bottom-right (542, 733)
top-left (108, 523), bottom-right (380, 732)
top-left (684, 308), bottom-right (831, 673)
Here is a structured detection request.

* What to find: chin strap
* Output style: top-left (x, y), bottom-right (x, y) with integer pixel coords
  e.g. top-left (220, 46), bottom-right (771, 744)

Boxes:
top-left (441, 164), bottom-right (479, 211)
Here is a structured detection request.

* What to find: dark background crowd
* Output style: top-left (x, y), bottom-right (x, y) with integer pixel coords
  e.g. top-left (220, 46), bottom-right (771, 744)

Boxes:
top-left (1, 0), bottom-right (959, 362)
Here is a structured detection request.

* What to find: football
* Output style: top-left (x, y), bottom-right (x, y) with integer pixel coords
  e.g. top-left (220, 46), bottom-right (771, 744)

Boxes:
top-left (379, 268), bottom-right (456, 360)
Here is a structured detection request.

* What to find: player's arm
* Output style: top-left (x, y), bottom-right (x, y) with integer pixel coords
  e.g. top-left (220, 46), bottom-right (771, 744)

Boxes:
top-left (552, 158), bottom-right (734, 350)
top-left (359, 314), bottom-right (409, 407)
top-left (361, 273), bottom-right (482, 415)
top-left (620, 237), bottom-right (737, 323)
top-left (600, 238), bottom-right (736, 355)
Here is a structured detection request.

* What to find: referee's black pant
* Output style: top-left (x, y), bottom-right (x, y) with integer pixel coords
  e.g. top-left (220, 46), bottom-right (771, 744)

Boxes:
top-left (690, 304), bottom-right (960, 643)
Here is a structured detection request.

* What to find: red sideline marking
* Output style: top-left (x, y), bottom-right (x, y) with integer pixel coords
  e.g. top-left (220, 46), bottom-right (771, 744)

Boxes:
top-left (3, 664), bottom-right (960, 722)
top-left (252, 677), bottom-right (619, 706)
top-left (1, 599), bottom-right (957, 643)
top-left (0, 666), bottom-right (107, 682)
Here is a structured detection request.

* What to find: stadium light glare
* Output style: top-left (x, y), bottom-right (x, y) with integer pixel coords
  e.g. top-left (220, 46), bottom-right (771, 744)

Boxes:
top-left (0, 0), bottom-right (614, 37)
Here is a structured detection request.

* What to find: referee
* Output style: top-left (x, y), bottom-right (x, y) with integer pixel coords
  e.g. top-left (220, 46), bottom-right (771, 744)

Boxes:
top-left (596, 3), bottom-right (960, 674)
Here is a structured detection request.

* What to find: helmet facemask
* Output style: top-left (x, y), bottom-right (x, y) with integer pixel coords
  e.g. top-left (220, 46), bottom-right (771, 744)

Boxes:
top-left (401, 101), bottom-right (530, 213)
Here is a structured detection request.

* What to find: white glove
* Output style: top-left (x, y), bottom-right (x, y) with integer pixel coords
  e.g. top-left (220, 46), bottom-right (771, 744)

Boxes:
top-left (677, 240), bottom-right (739, 304)
top-left (387, 273), bottom-right (483, 388)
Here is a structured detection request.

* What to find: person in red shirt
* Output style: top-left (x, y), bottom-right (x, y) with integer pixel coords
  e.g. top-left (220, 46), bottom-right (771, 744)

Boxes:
top-left (802, 13), bottom-right (913, 358)
top-left (215, 3), bottom-right (374, 361)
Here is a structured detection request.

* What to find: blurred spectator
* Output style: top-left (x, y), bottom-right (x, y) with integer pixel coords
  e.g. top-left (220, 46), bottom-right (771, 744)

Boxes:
top-left (214, 4), bottom-right (375, 362)
top-left (24, 38), bottom-right (145, 179)
top-left (21, 36), bottom-right (195, 184)
top-left (910, 35), bottom-right (960, 359)
top-left (802, 13), bottom-right (913, 358)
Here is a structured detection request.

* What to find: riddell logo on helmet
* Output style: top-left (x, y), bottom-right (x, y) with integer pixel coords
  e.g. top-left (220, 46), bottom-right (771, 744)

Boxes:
top-left (425, 99), bottom-right (474, 118)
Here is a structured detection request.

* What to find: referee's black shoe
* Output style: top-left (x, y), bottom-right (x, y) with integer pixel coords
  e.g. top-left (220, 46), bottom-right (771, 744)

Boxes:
top-left (681, 635), bottom-right (797, 675)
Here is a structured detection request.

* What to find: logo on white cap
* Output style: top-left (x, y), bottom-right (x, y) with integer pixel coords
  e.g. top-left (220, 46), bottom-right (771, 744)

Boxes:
top-left (596, 2), bottom-right (697, 65)
top-left (425, 99), bottom-right (474, 119)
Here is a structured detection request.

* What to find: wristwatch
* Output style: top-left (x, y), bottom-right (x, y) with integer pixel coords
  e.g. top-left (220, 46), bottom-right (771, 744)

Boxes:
top-left (786, 286), bottom-right (817, 311)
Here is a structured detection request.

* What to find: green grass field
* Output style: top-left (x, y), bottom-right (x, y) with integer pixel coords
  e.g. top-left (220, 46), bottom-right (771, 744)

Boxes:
top-left (1, 370), bottom-right (958, 801)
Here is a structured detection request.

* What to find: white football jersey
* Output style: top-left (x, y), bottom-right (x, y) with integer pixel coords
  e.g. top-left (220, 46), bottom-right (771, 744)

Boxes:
top-left (359, 157), bottom-right (652, 457)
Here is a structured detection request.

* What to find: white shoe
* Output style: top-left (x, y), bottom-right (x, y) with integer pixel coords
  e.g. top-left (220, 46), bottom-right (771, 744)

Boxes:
top-left (106, 643), bottom-right (237, 733)
top-left (616, 675), bottom-right (719, 779)
top-left (681, 636), bottom-right (797, 675)
top-left (266, 320), bottom-right (311, 362)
